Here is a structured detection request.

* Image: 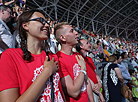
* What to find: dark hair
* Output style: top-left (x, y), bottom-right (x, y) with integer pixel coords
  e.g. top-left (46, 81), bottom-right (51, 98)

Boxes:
top-left (129, 69), bottom-right (135, 75)
top-left (103, 44), bottom-right (107, 49)
top-left (121, 52), bottom-right (126, 59)
top-left (0, 5), bottom-right (12, 11)
top-left (114, 53), bottom-right (121, 60)
top-left (96, 40), bottom-right (100, 45)
top-left (75, 40), bottom-right (83, 52)
top-left (17, 9), bottom-right (50, 61)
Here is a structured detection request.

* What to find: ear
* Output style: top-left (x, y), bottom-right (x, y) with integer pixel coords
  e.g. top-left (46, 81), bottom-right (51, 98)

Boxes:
top-left (80, 44), bottom-right (83, 49)
top-left (60, 34), bottom-right (66, 42)
top-left (1, 9), bottom-right (4, 14)
top-left (22, 22), bottom-right (29, 31)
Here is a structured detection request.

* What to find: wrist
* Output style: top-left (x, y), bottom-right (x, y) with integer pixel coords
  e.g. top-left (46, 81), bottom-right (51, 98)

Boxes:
top-left (80, 70), bottom-right (87, 76)
top-left (44, 67), bottom-right (53, 76)
top-left (98, 79), bottom-right (102, 84)
top-left (81, 66), bottom-right (86, 71)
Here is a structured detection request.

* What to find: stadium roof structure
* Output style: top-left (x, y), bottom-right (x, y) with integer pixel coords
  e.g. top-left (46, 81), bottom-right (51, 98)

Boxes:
top-left (27, 0), bottom-right (138, 40)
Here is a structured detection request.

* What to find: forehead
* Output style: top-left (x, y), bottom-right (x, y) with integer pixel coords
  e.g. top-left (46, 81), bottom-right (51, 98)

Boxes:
top-left (81, 39), bottom-right (87, 43)
top-left (31, 12), bottom-right (45, 19)
top-left (6, 8), bottom-right (11, 11)
top-left (63, 25), bottom-right (73, 31)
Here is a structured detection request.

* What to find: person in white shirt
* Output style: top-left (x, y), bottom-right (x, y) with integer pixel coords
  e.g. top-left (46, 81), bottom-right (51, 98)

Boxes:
top-left (48, 27), bottom-right (58, 53)
top-left (0, 5), bottom-right (14, 56)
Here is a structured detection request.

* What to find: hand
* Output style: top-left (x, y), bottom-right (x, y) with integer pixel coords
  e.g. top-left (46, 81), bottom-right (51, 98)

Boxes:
top-left (76, 55), bottom-right (86, 71)
top-left (99, 93), bottom-right (105, 102)
top-left (92, 84), bottom-right (99, 92)
top-left (44, 56), bottom-right (59, 75)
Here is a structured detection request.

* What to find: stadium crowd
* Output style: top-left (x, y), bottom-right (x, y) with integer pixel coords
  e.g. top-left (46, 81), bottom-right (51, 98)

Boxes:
top-left (0, 0), bottom-right (138, 102)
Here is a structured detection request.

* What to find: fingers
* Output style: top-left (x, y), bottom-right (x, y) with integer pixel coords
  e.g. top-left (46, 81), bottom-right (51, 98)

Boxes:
top-left (78, 55), bottom-right (84, 60)
top-left (55, 61), bottom-right (58, 65)
top-left (45, 56), bottom-right (48, 61)
top-left (76, 55), bottom-right (84, 61)
top-left (51, 57), bottom-right (55, 61)
top-left (75, 55), bottom-right (79, 61)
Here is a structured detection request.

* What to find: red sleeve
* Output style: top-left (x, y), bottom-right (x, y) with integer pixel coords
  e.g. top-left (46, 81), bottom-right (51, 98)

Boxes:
top-left (0, 50), bottom-right (19, 91)
top-left (49, 53), bottom-right (59, 62)
top-left (58, 61), bottom-right (69, 78)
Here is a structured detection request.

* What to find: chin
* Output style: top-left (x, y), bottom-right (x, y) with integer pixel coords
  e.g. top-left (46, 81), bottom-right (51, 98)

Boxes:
top-left (40, 37), bottom-right (48, 41)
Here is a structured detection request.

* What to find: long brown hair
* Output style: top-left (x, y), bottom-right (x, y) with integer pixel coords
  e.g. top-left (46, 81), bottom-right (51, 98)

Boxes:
top-left (17, 9), bottom-right (50, 61)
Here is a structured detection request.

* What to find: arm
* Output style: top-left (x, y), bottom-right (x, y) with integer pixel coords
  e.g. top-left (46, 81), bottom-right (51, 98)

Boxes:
top-left (0, 57), bottom-right (59, 102)
top-left (61, 55), bottom-right (86, 98)
top-left (86, 77), bottom-right (94, 102)
top-left (89, 78), bottom-right (105, 102)
top-left (114, 67), bottom-right (125, 83)
top-left (4, 0), bottom-right (15, 5)
top-left (121, 67), bottom-right (132, 81)
top-left (96, 75), bottom-right (102, 91)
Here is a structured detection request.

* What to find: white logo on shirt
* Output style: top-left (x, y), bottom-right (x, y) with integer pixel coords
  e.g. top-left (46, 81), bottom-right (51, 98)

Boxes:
top-left (32, 65), bottom-right (64, 102)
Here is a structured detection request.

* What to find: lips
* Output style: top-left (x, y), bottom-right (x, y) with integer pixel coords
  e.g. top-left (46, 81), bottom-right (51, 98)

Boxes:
top-left (42, 27), bottom-right (49, 35)
top-left (43, 29), bottom-right (47, 33)
top-left (75, 37), bottom-right (80, 41)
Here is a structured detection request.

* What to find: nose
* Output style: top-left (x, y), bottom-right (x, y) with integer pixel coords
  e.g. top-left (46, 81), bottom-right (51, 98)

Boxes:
top-left (74, 30), bottom-right (79, 36)
top-left (44, 23), bottom-right (50, 27)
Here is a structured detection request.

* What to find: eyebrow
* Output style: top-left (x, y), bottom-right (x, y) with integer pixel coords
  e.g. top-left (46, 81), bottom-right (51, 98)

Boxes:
top-left (69, 28), bottom-right (74, 32)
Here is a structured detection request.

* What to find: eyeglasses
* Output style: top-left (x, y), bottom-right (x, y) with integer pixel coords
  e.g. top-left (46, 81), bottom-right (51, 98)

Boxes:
top-left (5, 10), bottom-right (12, 15)
top-left (28, 17), bottom-right (50, 25)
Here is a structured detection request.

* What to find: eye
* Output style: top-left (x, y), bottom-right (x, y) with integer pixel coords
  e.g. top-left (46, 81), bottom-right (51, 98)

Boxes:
top-left (70, 29), bottom-right (74, 33)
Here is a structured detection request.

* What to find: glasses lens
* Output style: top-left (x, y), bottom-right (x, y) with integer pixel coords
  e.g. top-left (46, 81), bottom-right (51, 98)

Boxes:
top-left (29, 17), bottom-right (50, 26)
top-left (5, 10), bottom-right (12, 15)
top-left (40, 18), bottom-right (46, 25)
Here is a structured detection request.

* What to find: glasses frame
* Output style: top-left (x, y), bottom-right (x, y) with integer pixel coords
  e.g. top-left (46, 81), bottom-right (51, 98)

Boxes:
top-left (28, 17), bottom-right (51, 25)
top-left (4, 10), bottom-right (12, 15)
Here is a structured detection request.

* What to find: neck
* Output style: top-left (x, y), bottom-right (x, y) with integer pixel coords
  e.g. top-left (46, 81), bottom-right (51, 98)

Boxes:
top-left (80, 50), bottom-right (87, 57)
top-left (27, 39), bottom-right (42, 55)
top-left (60, 44), bottom-right (73, 55)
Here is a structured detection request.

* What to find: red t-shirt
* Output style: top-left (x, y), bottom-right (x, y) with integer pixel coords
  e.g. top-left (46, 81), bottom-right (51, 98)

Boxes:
top-left (85, 57), bottom-right (98, 84)
top-left (57, 51), bottom-right (89, 102)
top-left (0, 48), bottom-right (64, 102)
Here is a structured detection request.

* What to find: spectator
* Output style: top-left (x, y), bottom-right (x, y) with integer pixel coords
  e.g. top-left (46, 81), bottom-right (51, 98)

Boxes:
top-left (54, 22), bottom-right (94, 102)
top-left (129, 69), bottom-right (138, 102)
top-left (103, 44), bottom-right (110, 61)
top-left (0, 5), bottom-right (14, 57)
top-left (110, 40), bottom-right (116, 54)
top-left (121, 52), bottom-right (134, 70)
top-left (96, 40), bottom-right (106, 61)
top-left (48, 27), bottom-right (58, 54)
top-left (136, 51), bottom-right (138, 60)
top-left (75, 38), bottom-right (105, 102)
top-left (103, 55), bottom-right (124, 102)
top-left (116, 53), bottom-right (132, 102)
top-left (0, 9), bottom-right (64, 102)
top-left (128, 52), bottom-right (138, 69)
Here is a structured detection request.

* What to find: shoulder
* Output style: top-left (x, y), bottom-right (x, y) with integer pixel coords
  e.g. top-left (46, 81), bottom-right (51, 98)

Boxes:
top-left (112, 63), bottom-right (118, 67)
top-left (73, 52), bottom-right (80, 55)
top-left (49, 52), bottom-right (58, 61)
top-left (1, 48), bottom-right (22, 59)
top-left (2, 48), bottom-right (22, 55)
top-left (0, 23), bottom-right (5, 31)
